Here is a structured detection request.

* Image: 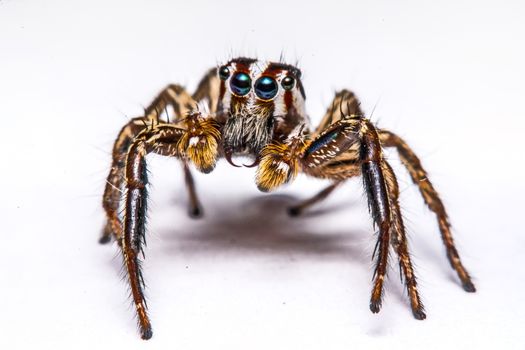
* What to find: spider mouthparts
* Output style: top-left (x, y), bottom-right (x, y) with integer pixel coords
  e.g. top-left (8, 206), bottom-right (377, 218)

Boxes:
top-left (224, 149), bottom-right (241, 167)
top-left (243, 156), bottom-right (261, 168)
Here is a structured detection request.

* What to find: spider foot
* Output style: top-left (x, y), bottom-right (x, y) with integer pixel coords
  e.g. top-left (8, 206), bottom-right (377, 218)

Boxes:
top-left (287, 206), bottom-right (302, 217)
top-left (141, 326), bottom-right (153, 340)
top-left (189, 205), bottom-right (203, 219)
top-left (369, 300), bottom-right (382, 314)
top-left (99, 223), bottom-right (114, 244)
top-left (412, 308), bottom-right (427, 320)
top-left (462, 280), bottom-right (476, 293)
top-left (99, 235), bottom-right (112, 244)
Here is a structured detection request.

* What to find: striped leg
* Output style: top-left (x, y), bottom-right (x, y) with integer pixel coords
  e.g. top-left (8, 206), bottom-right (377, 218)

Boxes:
top-left (286, 90), bottom-right (364, 216)
top-left (379, 130), bottom-right (475, 292)
top-left (192, 67), bottom-right (222, 114)
top-left (120, 125), bottom-right (186, 339)
top-left (144, 84), bottom-right (196, 121)
top-left (359, 129), bottom-right (392, 314)
top-left (180, 67), bottom-right (222, 218)
top-left (182, 161), bottom-right (203, 217)
top-left (102, 84), bottom-right (194, 243)
top-left (301, 117), bottom-right (417, 316)
top-left (147, 84), bottom-right (209, 218)
top-left (312, 89), bottom-right (363, 138)
top-left (120, 114), bottom-right (220, 339)
top-left (101, 83), bottom-right (215, 244)
top-left (287, 181), bottom-right (342, 216)
top-left (101, 117), bottom-right (152, 244)
top-left (382, 161), bottom-right (425, 319)
top-left (146, 71), bottom-right (221, 218)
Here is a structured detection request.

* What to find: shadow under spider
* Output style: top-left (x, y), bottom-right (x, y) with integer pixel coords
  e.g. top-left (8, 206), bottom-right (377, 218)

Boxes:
top-left (159, 193), bottom-right (459, 312)
top-left (146, 192), bottom-right (431, 334)
top-left (158, 193), bottom-right (370, 265)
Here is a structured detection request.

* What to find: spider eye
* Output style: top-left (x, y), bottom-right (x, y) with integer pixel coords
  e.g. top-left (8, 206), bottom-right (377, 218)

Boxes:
top-left (254, 76), bottom-right (278, 100)
top-left (230, 72), bottom-right (251, 96)
top-left (281, 76), bottom-right (295, 90)
top-left (219, 66), bottom-right (230, 80)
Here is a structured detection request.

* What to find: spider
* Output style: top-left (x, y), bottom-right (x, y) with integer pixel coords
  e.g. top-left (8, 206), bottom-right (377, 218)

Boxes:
top-left (101, 57), bottom-right (476, 340)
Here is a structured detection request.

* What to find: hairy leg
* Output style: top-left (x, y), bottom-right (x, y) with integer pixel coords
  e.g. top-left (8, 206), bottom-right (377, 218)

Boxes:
top-left (287, 182), bottom-right (342, 216)
top-left (301, 117), bottom-right (408, 315)
top-left (379, 130), bottom-right (475, 292)
top-left (284, 90), bottom-right (364, 216)
top-left (312, 89), bottom-right (363, 138)
top-left (359, 127), bottom-right (393, 313)
top-left (192, 67), bottom-right (221, 114)
top-left (382, 161), bottom-right (425, 319)
top-left (119, 113), bottom-right (220, 339)
top-left (121, 125), bottom-right (186, 339)
top-left (182, 161), bottom-right (203, 218)
top-left (145, 84), bottom-right (208, 217)
top-left (102, 84), bottom-right (195, 243)
top-left (144, 84), bottom-right (196, 122)
top-left (102, 83), bottom-right (214, 243)
top-left (175, 67), bottom-right (222, 218)
top-left (101, 117), bottom-right (152, 243)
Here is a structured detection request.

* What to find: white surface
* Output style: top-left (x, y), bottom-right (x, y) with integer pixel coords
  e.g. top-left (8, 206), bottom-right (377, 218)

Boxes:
top-left (1, 0), bottom-right (524, 349)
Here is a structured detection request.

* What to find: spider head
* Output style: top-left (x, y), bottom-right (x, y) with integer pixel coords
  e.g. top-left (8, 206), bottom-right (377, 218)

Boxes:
top-left (217, 58), bottom-right (307, 157)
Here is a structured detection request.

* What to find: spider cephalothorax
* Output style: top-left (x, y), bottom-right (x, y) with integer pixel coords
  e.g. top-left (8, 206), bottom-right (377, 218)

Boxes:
top-left (101, 57), bottom-right (476, 340)
top-left (217, 58), bottom-right (307, 164)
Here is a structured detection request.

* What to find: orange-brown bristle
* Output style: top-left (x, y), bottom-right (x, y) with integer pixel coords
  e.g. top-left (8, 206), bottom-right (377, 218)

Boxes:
top-left (255, 139), bottom-right (307, 192)
top-left (177, 116), bottom-right (221, 173)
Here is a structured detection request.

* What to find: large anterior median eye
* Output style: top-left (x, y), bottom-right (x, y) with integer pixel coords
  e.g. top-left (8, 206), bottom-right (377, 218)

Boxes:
top-left (230, 72), bottom-right (252, 96)
top-left (254, 76), bottom-right (278, 100)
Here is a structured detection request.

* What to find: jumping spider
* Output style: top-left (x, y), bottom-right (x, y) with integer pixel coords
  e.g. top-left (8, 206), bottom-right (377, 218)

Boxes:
top-left (101, 57), bottom-right (476, 339)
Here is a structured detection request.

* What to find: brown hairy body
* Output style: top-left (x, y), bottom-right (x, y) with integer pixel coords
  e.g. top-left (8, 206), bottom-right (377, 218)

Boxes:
top-left (101, 57), bottom-right (475, 339)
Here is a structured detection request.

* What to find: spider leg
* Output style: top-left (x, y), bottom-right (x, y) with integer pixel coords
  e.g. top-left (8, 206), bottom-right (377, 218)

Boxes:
top-left (191, 67), bottom-right (222, 114)
top-left (147, 71), bottom-right (220, 217)
top-left (145, 68), bottom-right (221, 122)
top-left (300, 117), bottom-right (425, 317)
top-left (140, 80), bottom-right (223, 221)
top-left (101, 117), bottom-right (152, 244)
top-left (182, 161), bottom-right (203, 218)
top-left (287, 181), bottom-right (342, 216)
top-left (107, 110), bottom-right (219, 340)
top-left (144, 84), bottom-right (196, 121)
top-left (379, 130), bottom-right (475, 292)
top-left (285, 90), bottom-right (363, 216)
top-left (312, 89), bottom-right (363, 138)
top-left (102, 83), bottom-right (205, 243)
top-left (382, 160), bottom-right (426, 319)
top-left (148, 85), bottom-right (210, 218)
top-left (121, 124), bottom-right (187, 339)
top-left (176, 68), bottom-right (221, 219)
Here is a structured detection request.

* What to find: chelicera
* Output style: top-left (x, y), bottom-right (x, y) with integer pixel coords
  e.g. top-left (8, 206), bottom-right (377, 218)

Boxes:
top-left (101, 57), bottom-right (476, 339)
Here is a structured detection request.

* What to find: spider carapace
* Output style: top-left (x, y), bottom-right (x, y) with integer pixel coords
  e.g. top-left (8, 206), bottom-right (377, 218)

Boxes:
top-left (101, 57), bottom-right (475, 339)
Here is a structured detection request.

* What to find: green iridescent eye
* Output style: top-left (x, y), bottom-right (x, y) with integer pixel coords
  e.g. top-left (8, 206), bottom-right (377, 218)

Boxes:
top-left (230, 72), bottom-right (251, 96)
top-left (281, 76), bottom-right (295, 90)
top-left (219, 66), bottom-right (230, 80)
top-left (254, 76), bottom-right (278, 100)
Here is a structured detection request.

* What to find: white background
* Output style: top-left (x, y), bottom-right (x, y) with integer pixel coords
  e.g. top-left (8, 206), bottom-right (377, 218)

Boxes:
top-left (1, 0), bottom-right (524, 349)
